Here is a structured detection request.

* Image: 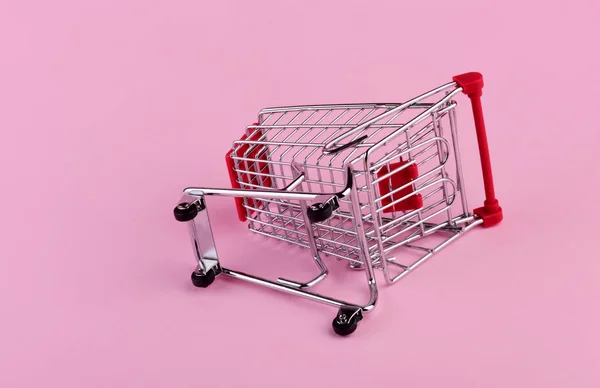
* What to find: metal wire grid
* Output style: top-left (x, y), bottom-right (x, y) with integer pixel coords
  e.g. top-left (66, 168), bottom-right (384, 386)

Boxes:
top-left (363, 101), bottom-right (472, 279)
top-left (228, 86), bottom-right (472, 274)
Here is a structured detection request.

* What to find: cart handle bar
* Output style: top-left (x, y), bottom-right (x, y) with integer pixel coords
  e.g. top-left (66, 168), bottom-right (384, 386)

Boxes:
top-left (452, 72), bottom-right (503, 227)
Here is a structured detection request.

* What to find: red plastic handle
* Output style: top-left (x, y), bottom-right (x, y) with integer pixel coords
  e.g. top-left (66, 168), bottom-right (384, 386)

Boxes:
top-left (452, 72), bottom-right (503, 227)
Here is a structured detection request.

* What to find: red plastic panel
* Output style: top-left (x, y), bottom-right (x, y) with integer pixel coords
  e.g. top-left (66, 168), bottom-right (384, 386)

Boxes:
top-left (225, 126), bottom-right (273, 222)
top-left (376, 159), bottom-right (423, 213)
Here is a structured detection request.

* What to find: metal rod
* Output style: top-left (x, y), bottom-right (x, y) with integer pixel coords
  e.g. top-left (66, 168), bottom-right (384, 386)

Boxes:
top-left (220, 267), bottom-right (377, 312)
top-left (324, 82), bottom-right (458, 153)
top-left (258, 103), bottom-right (434, 114)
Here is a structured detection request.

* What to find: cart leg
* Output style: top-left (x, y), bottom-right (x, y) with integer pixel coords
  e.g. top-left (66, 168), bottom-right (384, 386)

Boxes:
top-left (174, 195), bottom-right (221, 288)
top-left (276, 165), bottom-right (330, 289)
top-left (346, 166), bottom-right (380, 314)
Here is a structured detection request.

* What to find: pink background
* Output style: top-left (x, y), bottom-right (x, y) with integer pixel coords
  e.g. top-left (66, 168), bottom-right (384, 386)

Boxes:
top-left (2, 0), bottom-right (599, 387)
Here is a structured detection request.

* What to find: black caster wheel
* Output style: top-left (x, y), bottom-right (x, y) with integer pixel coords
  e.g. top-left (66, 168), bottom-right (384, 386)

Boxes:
top-left (332, 308), bottom-right (362, 336)
top-left (307, 202), bottom-right (334, 223)
top-left (174, 202), bottom-right (199, 222)
top-left (191, 268), bottom-right (216, 288)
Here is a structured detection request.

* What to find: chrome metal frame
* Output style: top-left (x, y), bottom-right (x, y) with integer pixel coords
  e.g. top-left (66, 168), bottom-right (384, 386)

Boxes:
top-left (174, 78), bottom-right (488, 332)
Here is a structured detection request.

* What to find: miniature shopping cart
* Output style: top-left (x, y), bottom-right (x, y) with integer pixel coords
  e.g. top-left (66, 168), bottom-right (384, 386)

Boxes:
top-left (173, 72), bottom-right (503, 336)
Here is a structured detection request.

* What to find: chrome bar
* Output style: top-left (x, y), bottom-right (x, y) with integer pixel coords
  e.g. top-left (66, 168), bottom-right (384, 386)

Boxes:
top-left (185, 176), bottom-right (350, 203)
top-left (449, 105), bottom-right (470, 215)
top-left (388, 218), bottom-right (483, 283)
top-left (259, 103), bottom-right (435, 114)
top-left (220, 267), bottom-right (377, 312)
top-left (281, 173), bottom-right (305, 191)
top-left (276, 166), bottom-right (329, 289)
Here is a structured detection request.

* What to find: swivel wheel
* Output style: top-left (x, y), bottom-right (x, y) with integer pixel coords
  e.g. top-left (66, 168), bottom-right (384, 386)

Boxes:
top-left (191, 268), bottom-right (217, 288)
top-left (307, 202), bottom-right (334, 223)
top-left (174, 202), bottom-right (199, 222)
top-left (332, 308), bottom-right (363, 336)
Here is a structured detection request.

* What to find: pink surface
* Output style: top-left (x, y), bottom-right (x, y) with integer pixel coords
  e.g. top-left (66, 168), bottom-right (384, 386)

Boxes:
top-left (2, 1), bottom-right (600, 386)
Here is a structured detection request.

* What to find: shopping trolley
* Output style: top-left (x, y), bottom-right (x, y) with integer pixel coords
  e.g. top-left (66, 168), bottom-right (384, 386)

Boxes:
top-left (173, 72), bottom-right (503, 336)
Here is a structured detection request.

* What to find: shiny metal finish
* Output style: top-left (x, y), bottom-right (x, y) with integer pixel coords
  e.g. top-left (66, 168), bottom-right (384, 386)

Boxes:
top-left (276, 164), bottom-right (329, 289)
top-left (188, 202), bottom-right (220, 275)
top-left (175, 78), bottom-right (487, 330)
top-left (220, 267), bottom-right (376, 312)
